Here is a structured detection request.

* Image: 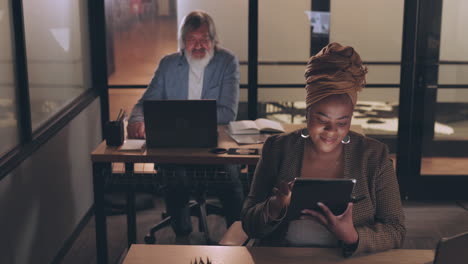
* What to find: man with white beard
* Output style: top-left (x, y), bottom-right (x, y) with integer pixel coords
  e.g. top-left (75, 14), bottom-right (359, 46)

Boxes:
top-left (127, 10), bottom-right (242, 241)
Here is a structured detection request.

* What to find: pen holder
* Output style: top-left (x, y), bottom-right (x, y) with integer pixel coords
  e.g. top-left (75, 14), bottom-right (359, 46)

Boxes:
top-left (105, 120), bottom-right (124, 146)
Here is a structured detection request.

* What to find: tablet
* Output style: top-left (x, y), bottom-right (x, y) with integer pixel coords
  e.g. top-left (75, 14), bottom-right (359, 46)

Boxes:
top-left (287, 178), bottom-right (356, 220)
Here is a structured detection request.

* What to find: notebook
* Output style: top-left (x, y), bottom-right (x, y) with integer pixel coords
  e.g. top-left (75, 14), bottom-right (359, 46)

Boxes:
top-left (143, 100), bottom-right (218, 148)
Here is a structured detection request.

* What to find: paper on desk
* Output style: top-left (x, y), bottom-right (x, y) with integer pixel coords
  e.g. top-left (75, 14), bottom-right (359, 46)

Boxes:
top-left (118, 139), bottom-right (146, 151)
top-left (229, 133), bottom-right (270, 145)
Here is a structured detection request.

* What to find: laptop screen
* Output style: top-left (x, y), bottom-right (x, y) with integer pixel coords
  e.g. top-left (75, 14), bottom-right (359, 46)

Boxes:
top-left (143, 100), bottom-right (218, 148)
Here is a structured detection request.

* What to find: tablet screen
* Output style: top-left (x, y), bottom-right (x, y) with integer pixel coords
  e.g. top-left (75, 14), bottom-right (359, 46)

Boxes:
top-left (287, 178), bottom-right (356, 220)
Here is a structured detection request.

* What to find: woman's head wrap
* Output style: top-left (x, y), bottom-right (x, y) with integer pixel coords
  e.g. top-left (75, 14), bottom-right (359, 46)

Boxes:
top-left (305, 42), bottom-right (367, 109)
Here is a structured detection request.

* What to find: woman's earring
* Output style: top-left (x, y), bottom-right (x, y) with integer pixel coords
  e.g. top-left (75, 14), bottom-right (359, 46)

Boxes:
top-left (301, 128), bottom-right (310, 138)
top-left (341, 135), bottom-right (351, 144)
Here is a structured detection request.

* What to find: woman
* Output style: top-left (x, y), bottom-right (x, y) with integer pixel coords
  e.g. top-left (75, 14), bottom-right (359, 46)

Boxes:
top-left (241, 43), bottom-right (405, 257)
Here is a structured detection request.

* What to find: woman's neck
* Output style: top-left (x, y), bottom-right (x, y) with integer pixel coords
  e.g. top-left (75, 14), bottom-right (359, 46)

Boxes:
top-left (307, 141), bottom-right (343, 161)
top-left (302, 140), bottom-right (345, 179)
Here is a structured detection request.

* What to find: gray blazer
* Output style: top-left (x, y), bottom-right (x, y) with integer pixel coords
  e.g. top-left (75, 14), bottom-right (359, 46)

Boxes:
top-left (241, 130), bottom-right (406, 256)
top-left (128, 47), bottom-right (240, 124)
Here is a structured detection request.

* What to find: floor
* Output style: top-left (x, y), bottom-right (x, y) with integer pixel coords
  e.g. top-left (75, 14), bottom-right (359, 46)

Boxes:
top-left (59, 196), bottom-right (468, 264)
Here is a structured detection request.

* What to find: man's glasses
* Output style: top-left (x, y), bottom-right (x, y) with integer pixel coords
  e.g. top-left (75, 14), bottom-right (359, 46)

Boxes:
top-left (186, 37), bottom-right (211, 46)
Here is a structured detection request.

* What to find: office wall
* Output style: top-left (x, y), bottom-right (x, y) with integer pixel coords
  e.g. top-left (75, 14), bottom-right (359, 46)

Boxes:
top-left (0, 99), bottom-right (101, 264)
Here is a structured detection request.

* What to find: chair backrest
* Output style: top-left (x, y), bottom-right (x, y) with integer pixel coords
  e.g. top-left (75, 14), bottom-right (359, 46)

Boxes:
top-left (433, 231), bottom-right (468, 264)
top-left (218, 221), bottom-right (249, 246)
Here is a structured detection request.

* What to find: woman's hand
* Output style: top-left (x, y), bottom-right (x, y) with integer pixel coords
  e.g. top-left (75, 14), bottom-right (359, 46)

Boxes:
top-left (301, 202), bottom-right (358, 245)
top-left (267, 180), bottom-right (295, 219)
top-left (127, 121), bottom-right (145, 139)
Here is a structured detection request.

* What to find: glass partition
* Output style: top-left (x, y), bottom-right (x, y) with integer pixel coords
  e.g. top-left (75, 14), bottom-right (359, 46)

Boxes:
top-left (258, 0), bottom-right (404, 144)
top-left (0, 0), bottom-right (19, 155)
top-left (421, 0), bottom-right (468, 175)
top-left (107, 0), bottom-right (249, 120)
top-left (435, 0), bottom-right (468, 142)
top-left (22, 0), bottom-right (91, 130)
top-left (107, 0), bottom-right (178, 85)
top-left (257, 0), bottom-right (309, 124)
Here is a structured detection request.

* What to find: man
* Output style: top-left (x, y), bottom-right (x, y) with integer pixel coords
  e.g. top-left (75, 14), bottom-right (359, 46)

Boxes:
top-left (127, 10), bottom-right (243, 239)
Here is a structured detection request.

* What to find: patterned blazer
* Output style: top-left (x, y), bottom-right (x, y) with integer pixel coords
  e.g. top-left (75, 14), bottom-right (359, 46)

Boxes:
top-left (128, 47), bottom-right (240, 125)
top-left (241, 129), bottom-right (406, 256)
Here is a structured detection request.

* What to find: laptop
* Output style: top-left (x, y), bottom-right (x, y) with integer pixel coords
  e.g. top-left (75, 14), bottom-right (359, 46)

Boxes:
top-left (431, 232), bottom-right (468, 264)
top-left (143, 100), bottom-right (218, 148)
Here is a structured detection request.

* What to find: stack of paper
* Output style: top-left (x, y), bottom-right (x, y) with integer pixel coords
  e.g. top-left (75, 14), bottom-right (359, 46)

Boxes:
top-left (119, 139), bottom-right (146, 151)
top-left (228, 118), bottom-right (285, 135)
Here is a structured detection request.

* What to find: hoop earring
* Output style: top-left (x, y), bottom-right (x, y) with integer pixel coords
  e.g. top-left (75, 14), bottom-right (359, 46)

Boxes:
top-left (300, 128), bottom-right (310, 139)
top-left (341, 135), bottom-right (351, 144)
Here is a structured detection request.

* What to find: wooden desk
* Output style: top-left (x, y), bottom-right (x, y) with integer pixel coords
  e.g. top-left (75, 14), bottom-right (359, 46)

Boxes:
top-left (92, 125), bottom-right (270, 165)
top-left (91, 124), bottom-right (362, 264)
top-left (92, 124), bottom-right (362, 165)
top-left (123, 244), bottom-right (434, 264)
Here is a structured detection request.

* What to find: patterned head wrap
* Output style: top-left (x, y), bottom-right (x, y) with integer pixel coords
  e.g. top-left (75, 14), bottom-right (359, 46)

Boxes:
top-left (305, 42), bottom-right (368, 109)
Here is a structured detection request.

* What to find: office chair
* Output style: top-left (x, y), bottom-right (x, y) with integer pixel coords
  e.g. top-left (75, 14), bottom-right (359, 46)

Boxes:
top-left (144, 183), bottom-right (224, 245)
top-left (144, 165), bottom-right (250, 245)
top-left (218, 221), bottom-right (256, 246)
